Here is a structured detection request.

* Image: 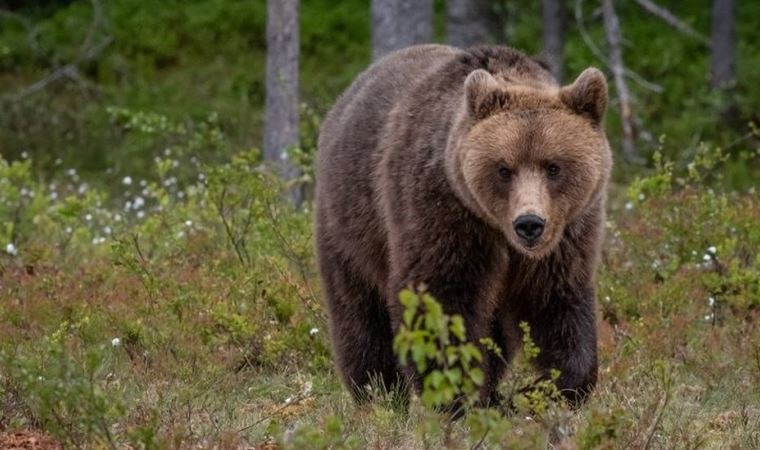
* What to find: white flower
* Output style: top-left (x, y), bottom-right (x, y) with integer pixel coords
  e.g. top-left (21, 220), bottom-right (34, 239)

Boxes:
top-left (122, 176), bottom-right (133, 186)
top-left (102, 226), bottom-right (112, 235)
top-left (184, 220), bottom-right (193, 227)
top-left (114, 213), bottom-right (122, 222)
top-left (50, 191), bottom-right (58, 200)
top-left (624, 201), bottom-right (634, 211)
top-left (111, 337), bottom-right (121, 347)
top-left (85, 213), bottom-right (93, 222)
top-left (284, 396), bottom-right (293, 405)
top-left (139, 179), bottom-right (147, 187)
top-left (704, 314), bottom-right (714, 322)
top-left (65, 226), bottom-right (72, 234)
top-left (703, 254), bottom-right (712, 262)
top-left (132, 196), bottom-right (145, 209)
top-left (638, 193), bottom-right (645, 201)
top-left (707, 246), bottom-right (717, 255)
top-left (309, 327), bottom-right (319, 337)
top-left (5, 243), bottom-right (18, 256)
top-left (21, 151), bottom-right (29, 159)
top-left (136, 211), bottom-right (145, 219)
top-left (708, 296), bottom-right (715, 307)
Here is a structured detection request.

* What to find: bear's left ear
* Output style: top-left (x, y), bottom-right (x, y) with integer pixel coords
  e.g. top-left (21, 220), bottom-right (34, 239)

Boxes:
top-left (560, 67), bottom-right (608, 125)
top-left (464, 69), bottom-right (510, 120)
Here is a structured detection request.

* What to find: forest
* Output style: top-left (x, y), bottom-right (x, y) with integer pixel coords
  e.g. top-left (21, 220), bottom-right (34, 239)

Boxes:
top-left (0, 0), bottom-right (759, 448)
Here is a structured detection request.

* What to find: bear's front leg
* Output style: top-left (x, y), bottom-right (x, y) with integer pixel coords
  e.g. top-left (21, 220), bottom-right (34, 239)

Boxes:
top-left (521, 284), bottom-right (598, 408)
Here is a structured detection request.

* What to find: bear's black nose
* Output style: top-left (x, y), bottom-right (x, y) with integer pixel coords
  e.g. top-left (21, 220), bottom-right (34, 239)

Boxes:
top-left (513, 214), bottom-right (545, 244)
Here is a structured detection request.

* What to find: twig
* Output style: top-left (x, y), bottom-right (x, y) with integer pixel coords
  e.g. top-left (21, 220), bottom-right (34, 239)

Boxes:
top-left (2, 0), bottom-right (111, 102)
top-left (236, 394), bottom-right (314, 433)
top-left (643, 389), bottom-right (671, 449)
top-left (470, 428), bottom-right (490, 450)
top-left (574, 0), bottom-right (663, 93)
top-left (214, 185), bottom-right (250, 267)
top-left (633, 0), bottom-right (709, 44)
top-left (602, 0), bottom-right (639, 162)
top-left (262, 196), bottom-right (321, 313)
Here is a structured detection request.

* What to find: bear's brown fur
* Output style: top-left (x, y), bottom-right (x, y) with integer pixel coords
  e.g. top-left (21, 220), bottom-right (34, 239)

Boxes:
top-left (315, 44), bottom-right (611, 407)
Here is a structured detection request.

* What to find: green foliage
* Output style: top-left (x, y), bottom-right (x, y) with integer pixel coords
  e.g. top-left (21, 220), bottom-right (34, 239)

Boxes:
top-left (393, 289), bottom-right (485, 410)
top-left (1, 319), bottom-right (125, 447)
top-left (285, 415), bottom-right (361, 450)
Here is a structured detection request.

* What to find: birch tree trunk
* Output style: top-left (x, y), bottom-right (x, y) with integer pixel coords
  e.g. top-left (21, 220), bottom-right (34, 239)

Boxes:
top-left (602, 0), bottom-right (637, 161)
top-left (541, 0), bottom-right (565, 81)
top-left (372, 0), bottom-right (433, 60)
top-left (446, 0), bottom-right (499, 48)
top-left (710, 0), bottom-right (736, 90)
top-left (265, 0), bottom-right (301, 203)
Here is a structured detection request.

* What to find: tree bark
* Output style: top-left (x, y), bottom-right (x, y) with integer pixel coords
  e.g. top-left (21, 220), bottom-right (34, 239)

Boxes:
top-left (541, 0), bottom-right (565, 81)
top-left (265, 0), bottom-right (300, 203)
top-left (446, 0), bottom-right (499, 48)
top-left (601, 0), bottom-right (637, 161)
top-left (372, 0), bottom-right (433, 61)
top-left (710, 0), bottom-right (736, 90)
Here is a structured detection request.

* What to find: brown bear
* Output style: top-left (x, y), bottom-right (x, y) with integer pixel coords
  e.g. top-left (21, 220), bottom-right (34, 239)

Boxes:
top-left (314, 44), bottom-right (611, 408)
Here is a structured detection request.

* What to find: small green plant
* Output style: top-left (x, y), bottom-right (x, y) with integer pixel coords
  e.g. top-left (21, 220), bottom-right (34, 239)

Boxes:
top-left (284, 415), bottom-right (361, 450)
top-left (393, 288), bottom-right (485, 411)
top-left (0, 320), bottom-right (126, 448)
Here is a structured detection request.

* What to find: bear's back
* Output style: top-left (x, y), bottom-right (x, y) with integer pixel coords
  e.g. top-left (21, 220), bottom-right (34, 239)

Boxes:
top-left (315, 45), bottom-right (462, 289)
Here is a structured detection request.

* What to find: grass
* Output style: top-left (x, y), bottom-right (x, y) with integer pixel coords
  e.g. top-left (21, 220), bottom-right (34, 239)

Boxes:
top-left (1, 122), bottom-right (759, 448)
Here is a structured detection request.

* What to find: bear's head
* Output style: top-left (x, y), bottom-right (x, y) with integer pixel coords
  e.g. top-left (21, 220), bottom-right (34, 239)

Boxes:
top-left (446, 67), bottom-right (612, 259)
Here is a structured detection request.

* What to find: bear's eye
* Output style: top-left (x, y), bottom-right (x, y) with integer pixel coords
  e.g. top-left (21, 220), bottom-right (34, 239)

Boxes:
top-left (498, 165), bottom-right (512, 182)
top-left (546, 163), bottom-right (561, 179)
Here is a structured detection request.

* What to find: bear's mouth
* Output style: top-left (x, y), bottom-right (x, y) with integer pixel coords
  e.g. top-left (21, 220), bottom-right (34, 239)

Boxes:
top-left (508, 227), bottom-right (558, 259)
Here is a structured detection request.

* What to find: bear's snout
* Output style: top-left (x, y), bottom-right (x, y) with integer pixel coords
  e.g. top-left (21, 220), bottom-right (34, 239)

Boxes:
top-left (513, 214), bottom-right (545, 245)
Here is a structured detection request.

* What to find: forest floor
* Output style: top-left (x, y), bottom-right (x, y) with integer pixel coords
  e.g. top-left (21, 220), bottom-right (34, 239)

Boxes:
top-left (1, 143), bottom-right (760, 449)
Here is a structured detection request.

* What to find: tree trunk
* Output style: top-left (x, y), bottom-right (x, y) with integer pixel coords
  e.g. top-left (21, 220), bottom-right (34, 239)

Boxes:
top-left (372, 0), bottom-right (433, 61)
top-left (265, 0), bottom-right (300, 203)
top-left (602, 0), bottom-right (637, 162)
top-left (541, 0), bottom-right (565, 81)
top-left (446, 0), bottom-right (499, 48)
top-left (710, 0), bottom-right (736, 90)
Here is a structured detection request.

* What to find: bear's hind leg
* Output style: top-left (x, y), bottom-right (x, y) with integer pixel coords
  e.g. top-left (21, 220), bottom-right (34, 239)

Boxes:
top-left (321, 257), bottom-right (406, 404)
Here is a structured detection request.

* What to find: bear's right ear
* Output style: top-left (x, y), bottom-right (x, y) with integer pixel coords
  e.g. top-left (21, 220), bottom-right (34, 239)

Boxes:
top-left (560, 67), bottom-right (608, 125)
top-left (465, 69), bottom-right (509, 120)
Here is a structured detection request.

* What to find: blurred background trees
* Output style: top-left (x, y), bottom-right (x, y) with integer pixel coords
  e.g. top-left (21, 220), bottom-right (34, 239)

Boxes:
top-left (0, 0), bottom-right (756, 192)
top-left (265, 0), bottom-right (300, 203)
top-left (372, 0), bottom-right (432, 60)
top-left (447, 0), bottom-right (499, 48)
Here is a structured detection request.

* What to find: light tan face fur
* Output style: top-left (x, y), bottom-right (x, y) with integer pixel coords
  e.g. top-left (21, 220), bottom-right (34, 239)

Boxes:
top-left (453, 68), bottom-right (611, 259)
